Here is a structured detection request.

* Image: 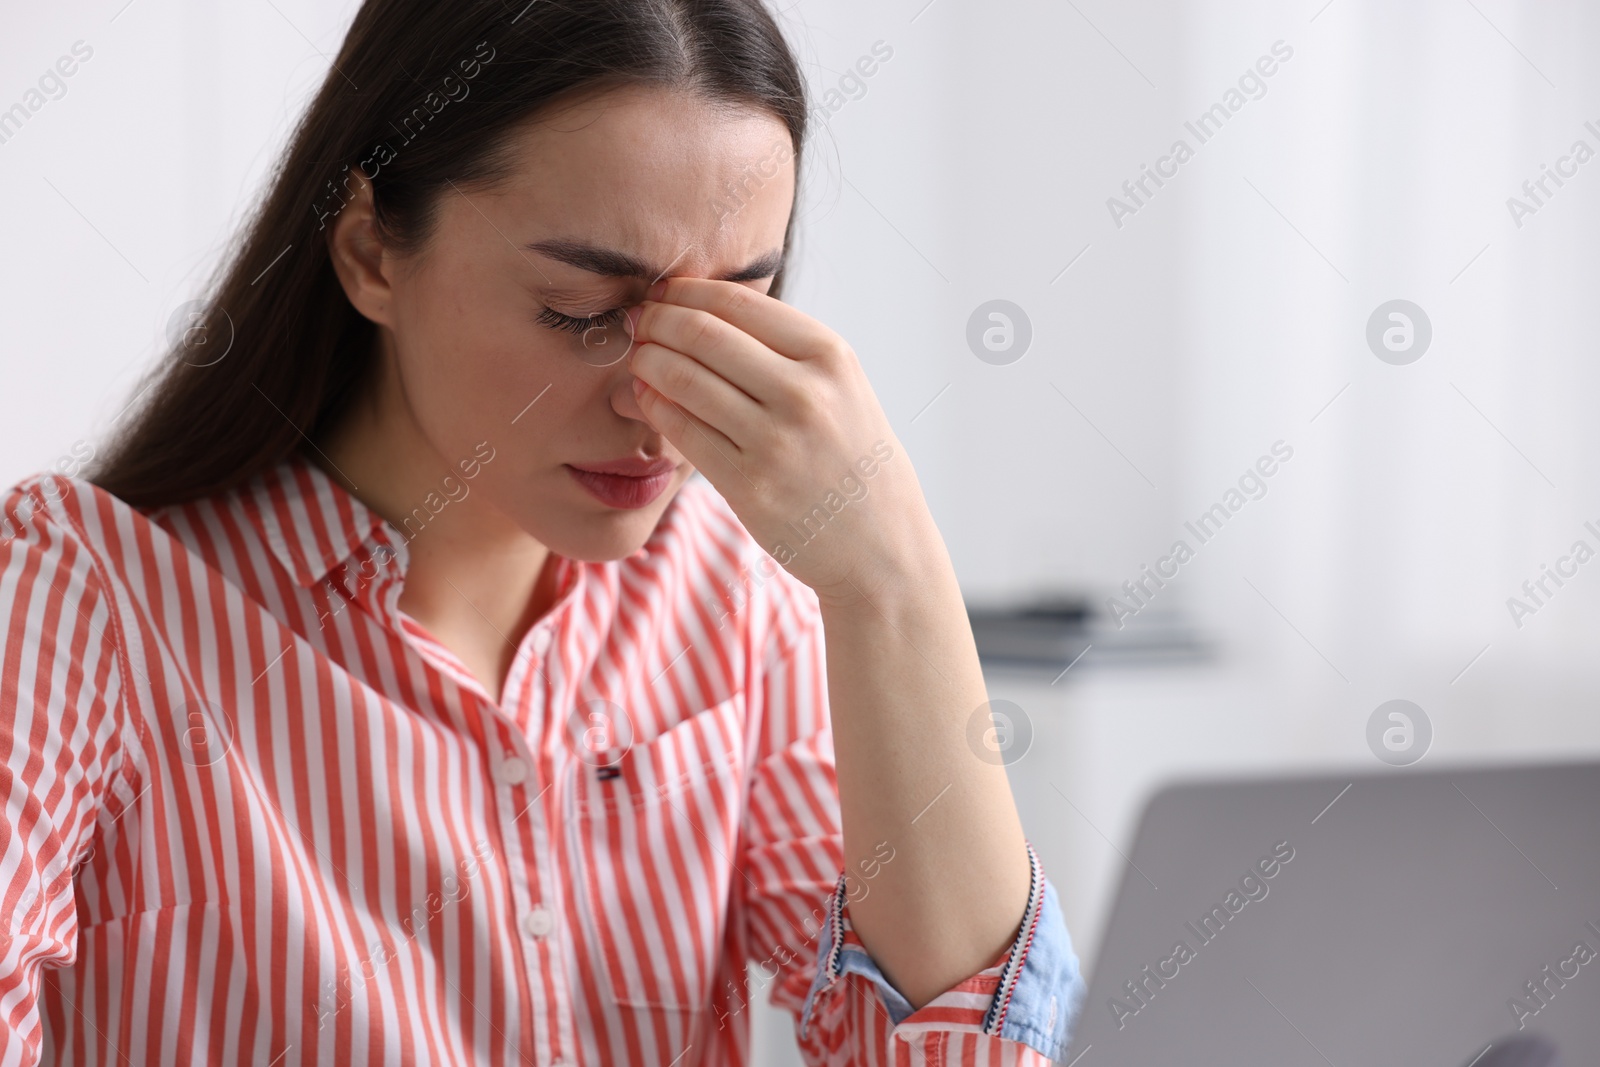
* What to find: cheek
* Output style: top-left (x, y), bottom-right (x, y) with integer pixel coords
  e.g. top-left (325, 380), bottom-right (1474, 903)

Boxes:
top-left (391, 270), bottom-right (583, 434)
top-left (384, 259), bottom-right (642, 482)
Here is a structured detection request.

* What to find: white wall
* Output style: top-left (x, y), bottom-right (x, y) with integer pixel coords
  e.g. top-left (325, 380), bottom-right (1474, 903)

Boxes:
top-left (1, 0), bottom-right (358, 482)
top-left (1170, 0), bottom-right (1600, 703)
top-left (783, 0), bottom-right (1186, 608)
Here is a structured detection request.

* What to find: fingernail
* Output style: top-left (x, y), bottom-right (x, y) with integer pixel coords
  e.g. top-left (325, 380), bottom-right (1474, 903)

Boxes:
top-left (626, 305), bottom-right (643, 334)
top-left (632, 378), bottom-right (647, 396)
top-left (646, 279), bottom-right (668, 301)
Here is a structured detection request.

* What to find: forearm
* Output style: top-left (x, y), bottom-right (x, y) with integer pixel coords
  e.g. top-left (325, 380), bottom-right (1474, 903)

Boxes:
top-left (820, 519), bottom-right (1033, 1010)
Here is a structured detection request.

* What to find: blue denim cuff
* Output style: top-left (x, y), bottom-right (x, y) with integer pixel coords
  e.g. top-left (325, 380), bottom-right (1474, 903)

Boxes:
top-left (993, 875), bottom-right (1086, 1060)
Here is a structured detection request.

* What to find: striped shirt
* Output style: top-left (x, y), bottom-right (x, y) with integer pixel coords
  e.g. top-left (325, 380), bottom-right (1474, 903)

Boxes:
top-left (0, 453), bottom-right (1084, 1065)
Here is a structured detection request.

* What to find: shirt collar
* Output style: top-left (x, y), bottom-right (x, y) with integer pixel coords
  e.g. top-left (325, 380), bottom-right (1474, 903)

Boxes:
top-left (238, 451), bottom-right (586, 618)
top-left (241, 451), bottom-right (400, 589)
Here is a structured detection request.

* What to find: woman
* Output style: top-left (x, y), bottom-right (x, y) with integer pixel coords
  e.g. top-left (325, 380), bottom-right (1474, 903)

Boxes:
top-left (0, 0), bottom-right (1084, 1062)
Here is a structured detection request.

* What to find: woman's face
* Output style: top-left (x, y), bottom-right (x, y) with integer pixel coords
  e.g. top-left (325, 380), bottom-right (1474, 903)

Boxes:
top-left (351, 84), bottom-right (796, 563)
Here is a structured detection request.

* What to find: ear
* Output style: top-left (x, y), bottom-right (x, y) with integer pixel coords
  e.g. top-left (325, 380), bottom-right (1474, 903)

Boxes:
top-left (326, 173), bottom-right (396, 328)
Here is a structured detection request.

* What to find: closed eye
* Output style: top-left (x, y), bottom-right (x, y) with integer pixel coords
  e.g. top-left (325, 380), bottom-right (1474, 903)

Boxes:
top-left (537, 305), bottom-right (628, 335)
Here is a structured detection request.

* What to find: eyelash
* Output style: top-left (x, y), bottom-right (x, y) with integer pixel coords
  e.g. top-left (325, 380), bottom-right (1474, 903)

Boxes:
top-left (537, 305), bottom-right (628, 335)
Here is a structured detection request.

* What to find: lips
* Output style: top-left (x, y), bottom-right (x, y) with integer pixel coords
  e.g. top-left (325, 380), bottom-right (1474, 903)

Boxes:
top-left (565, 457), bottom-right (679, 509)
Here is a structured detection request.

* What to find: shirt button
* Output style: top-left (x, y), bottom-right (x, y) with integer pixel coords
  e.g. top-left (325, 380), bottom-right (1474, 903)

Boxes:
top-left (497, 756), bottom-right (529, 785)
top-left (524, 906), bottom-right (554, 938)
top-left (531, 628), bottom-right (552, 654)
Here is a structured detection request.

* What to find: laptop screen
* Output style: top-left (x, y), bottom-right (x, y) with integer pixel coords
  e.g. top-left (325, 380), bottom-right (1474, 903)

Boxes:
top-left (1061, 761), bottom-right (1600, 1066)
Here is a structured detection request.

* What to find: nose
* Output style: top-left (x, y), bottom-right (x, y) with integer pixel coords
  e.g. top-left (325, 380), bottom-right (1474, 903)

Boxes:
top-left (590, 307), bottom-right (652, 421)
top-left (612, 367), bottom-right (651, 423)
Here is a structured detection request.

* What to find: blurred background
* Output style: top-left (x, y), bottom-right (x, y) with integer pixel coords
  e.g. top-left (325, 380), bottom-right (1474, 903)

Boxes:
top-left (5, 0), bottom-right (1600, 1061)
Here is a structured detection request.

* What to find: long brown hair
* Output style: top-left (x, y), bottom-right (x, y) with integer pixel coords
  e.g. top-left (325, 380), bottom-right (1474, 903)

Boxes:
top-left (88, 0), bottom-right (808, 507)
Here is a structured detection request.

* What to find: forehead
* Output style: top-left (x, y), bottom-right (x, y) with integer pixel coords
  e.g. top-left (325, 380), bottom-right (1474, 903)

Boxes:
top-left (475, 83), bottom-right (796, 274)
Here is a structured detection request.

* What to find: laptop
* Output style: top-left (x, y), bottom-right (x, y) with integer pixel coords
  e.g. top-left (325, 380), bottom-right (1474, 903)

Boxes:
top-left (1058, 760), bottom-right (1600, 1066)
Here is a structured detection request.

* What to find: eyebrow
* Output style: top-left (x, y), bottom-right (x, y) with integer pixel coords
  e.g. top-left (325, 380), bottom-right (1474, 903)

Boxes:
top-left (525, 239), bottom-right (785, 283)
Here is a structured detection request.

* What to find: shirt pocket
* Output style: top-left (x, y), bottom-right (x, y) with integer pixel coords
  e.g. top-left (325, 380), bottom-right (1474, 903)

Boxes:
top-left (564, 693), bottom-right (747, 1012)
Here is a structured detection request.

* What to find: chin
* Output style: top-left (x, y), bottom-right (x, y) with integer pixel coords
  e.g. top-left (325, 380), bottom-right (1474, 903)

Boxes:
top-left (538, 493), bottom-right (682, 563)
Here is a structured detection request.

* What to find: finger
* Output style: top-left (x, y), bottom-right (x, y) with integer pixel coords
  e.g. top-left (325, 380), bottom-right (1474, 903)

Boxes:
top-left (649, 277), bottom-right (842, 363)
top-left (633, 380), bottom-right (761, 493)
top-left (629, 340), bottom-right (763, 448)
top-left (631, 301), bottom-right (786, 408)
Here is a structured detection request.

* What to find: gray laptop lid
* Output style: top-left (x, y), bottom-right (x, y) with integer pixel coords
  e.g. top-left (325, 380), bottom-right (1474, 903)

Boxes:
top-left (1060, 761), bottom-right (1600, 1066)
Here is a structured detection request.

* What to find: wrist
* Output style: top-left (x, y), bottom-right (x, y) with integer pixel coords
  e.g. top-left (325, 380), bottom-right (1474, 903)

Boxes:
top-left (814, 521), bottom-right (952, 618)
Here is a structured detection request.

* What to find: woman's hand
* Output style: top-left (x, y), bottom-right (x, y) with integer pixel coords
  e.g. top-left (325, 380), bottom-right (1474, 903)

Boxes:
top-left (625, 277), bottom-right (933, 608)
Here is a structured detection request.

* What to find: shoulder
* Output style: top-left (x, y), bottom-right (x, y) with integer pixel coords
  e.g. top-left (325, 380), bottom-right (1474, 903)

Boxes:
top-left (0, 470), bottom-right (157, 673)
top-left (0, 469), bottom-right (153, 648)
top-left (1, 471), bottom-right (121, 569)
top-left (0, 471), bottom-right (136, 729)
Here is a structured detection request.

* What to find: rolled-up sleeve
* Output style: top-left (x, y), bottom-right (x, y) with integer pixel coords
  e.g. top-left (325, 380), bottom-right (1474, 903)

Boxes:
top-left (735, 564), bottom-right (1085, 1065)
top-left (798, 839), bottom-right (1085, 1063)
